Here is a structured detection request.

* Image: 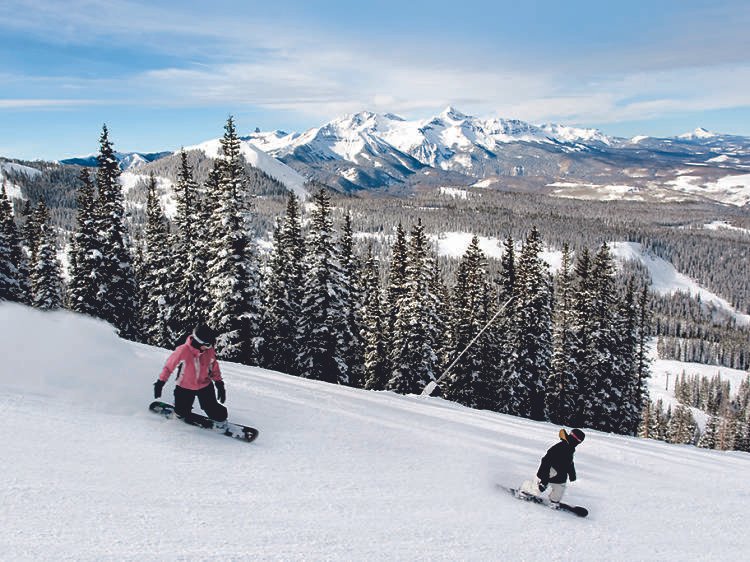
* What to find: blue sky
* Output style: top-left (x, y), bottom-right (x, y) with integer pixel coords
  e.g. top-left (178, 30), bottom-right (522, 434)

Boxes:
top-left (2, 0), bottom-right (750, 160)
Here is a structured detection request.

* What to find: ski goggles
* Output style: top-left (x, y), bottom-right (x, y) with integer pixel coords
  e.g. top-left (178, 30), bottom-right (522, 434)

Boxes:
top-left (192, 333), bottom-right (214, 348)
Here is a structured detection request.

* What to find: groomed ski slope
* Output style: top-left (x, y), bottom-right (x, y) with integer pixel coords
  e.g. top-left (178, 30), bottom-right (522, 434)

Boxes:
top-left (2, 303), bottom-right (749, 561)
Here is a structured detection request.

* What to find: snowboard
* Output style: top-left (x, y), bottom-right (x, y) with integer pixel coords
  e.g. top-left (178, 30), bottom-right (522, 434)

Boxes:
top-left (149, 400), bottom-right (259, 443)
top-left (498, 485), bottom-right (589, 518)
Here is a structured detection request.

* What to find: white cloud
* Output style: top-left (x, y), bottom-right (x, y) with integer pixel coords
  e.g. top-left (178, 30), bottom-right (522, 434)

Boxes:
top-left (3, 0), bottom-right (750, 130)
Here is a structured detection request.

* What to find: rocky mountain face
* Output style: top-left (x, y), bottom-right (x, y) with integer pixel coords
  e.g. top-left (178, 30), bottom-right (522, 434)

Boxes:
top-left (244, 108), bottom-right (750, 206)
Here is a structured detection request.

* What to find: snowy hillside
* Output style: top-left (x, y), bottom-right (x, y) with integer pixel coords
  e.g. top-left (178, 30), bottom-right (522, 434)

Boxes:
top-left (2, 303), bottom-right (749, 560)
top-left (184, 138), bottom-right (309, 199)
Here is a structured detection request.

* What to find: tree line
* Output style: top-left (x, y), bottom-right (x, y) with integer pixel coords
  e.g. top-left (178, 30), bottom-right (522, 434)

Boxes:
top-left (640, 373), bottom-right (750, 452)
top-left (0, 118), bottom-right (655, 435)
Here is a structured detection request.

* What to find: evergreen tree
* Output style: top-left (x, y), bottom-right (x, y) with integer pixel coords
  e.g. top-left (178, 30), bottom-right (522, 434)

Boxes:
top-left (297, 189), bottom-right (350, 383)
top-left (667, 404), bottom-right (697, 445)
top-left (383, 223), bottom-right (409, 379)
top-left (387, 220), bottom-right (441, 394)
top-left (262, 193), bottom-right (305, 374)
top-left (208, 116), bottom-right (263, 364)
top-left (0, 184), bottom-right (25, 302)
top-left (29, 200), bottom-right (62, 309)
top-left (734, 415), bottom-right (750, 452)
top-left (140, 175), bottom-right (174, 347)
top-left (339, 212), bottom-right (365, 387)
top-left (570, 247), bottom-right (594, 426)
top-left (634, 285), bottom-right (652, 430)
top-left (505, 227), bottom-right (552, 420)
top-left (583, 243), bottom-right (621, 431)
top-left (201, 160), bottom-right (224, 317)
top-left (698, 415), bottom-right (718, 449)
top-left (171, 149), bottom-right (206, 338)
top-left (494, 235), bottom-right (519, 413)
top-left (547, 243), bottom-right (579, 424)
top-left (68, 169), bottom-right (103, 316)
top-left (94, 125), bottom-right (139, 338)
top-left (616, 278), bottom-right (640, 434)
top-left (444, 236), bottom-right (494, 408)
top-left (362, 246), bottom-right (388, 390)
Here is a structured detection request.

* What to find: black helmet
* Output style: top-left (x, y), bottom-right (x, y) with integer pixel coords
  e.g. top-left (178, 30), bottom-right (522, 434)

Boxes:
top-left (192, 324), bottom-right (216, 347)
top-left (569, 428), bottom-right (585, 446)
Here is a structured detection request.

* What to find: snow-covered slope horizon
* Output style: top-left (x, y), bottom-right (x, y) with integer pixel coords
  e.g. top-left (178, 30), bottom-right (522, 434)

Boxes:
top-left (2, 303), bottom-right (749, 560)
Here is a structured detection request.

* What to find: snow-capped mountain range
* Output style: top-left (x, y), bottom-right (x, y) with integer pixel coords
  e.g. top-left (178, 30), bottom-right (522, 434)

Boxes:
top-left (60, 150), bottom-right (171, 170)
top-left (15, 107), bottom-right (750, 207)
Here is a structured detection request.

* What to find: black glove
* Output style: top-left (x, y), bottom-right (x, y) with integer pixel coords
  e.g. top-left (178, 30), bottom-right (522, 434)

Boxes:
top-left (538, 482), bottom-right (547, 493)
top-left (153, 380), bottom-right (165, 399)
top-left (215, 381), bottom-right (226, 404)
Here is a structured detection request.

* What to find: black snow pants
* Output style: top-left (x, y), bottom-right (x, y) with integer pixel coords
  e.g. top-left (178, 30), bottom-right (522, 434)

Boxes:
top-left (174, 383), bottom-right (228, 422)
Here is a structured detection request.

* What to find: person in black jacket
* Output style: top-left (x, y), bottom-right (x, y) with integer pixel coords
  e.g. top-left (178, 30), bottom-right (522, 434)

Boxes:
top-left (521, 428), bottom-right (585, 505)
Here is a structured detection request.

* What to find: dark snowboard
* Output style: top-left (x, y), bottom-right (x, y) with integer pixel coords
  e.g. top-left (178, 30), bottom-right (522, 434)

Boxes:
top-left (149, 400), bottom-right (259, 443)
top-left (499, 485), bottom-right (588, 518)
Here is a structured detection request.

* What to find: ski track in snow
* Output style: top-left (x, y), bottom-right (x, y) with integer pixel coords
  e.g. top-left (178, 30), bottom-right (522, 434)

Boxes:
top-left (2, 303), bottom-right (750, 561)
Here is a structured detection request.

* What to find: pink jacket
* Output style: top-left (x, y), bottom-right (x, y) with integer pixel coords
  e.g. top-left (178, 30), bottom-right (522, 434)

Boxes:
top-left (158, 336), bottom-right (223, 390)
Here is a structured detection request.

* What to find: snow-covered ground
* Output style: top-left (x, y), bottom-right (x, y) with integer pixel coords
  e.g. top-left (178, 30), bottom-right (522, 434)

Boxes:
top-left (2, 303), bottom-right (749, 561)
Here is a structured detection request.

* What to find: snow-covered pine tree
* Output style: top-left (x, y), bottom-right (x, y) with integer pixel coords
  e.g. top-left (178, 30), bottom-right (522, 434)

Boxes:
top-left (171, 149), bottom-right (206, 338)
top-left (29, 200), bottom-right (63, 310)
top-left (505, 227), bottom-right (552, 421)
top-left (658, 403), bottom-right (671, 441)
top-left (494, 235), bottom-right (519, 413)
top-left (0, 183), bottom-right (25, 302)
top-left (68, 169), bottom-right (103, 316)
top-left (339, 212), bottom-right (365, 388)
top-left (428, 257), bottom-right (451, 382)
top-left (140, 174), bottom-right (174, 347)
top-left (698, 415), bottom-right (718, 449)
top-left (547, 243), bottom-right (579, 425)
top-left (667, 404), bottom-right (696, 444)
top-left (387, 220), bottom-right (441, 395)
top-left (638, 401), bottom-right (656, 439)
top-left (443, 235), bottom-right (494, 409)
top-left (634, 285), bottom-right (652, 428)
top-left (734, 414), bottom-right (750, 452)
top-left (616, 277), bottom-right (640, 435)
top-left (297, 188), bottom-right (350, 383)
top-left (569, 247), bottom-right (594, 426)
top-left (382, 223), bottom-right (409, 379)
top-left (94, 125), bottom-right (139, 338)
top-left (362, 245), bottom-right (388, 390)
top-left (200, 160), bottom-right (224, 317)
top-left (208, 116), bottom-right (263, 364)
top-left (584, 242), bottom-right (622, 432)
top-left (262, 193), bottom-right (305, 375)
top-left (23, 200), bottom-right (45, 269)
top-left (385, 223), bottom-right (408, 330)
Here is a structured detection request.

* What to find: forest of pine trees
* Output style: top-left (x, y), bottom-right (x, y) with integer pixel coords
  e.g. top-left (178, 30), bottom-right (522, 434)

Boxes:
top-left (639, 372), bottom-right (750, 452)
top-left (4, 117), bottom-right (745, 442)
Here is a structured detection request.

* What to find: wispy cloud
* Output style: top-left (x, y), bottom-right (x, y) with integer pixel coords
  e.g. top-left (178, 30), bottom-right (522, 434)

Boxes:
top-left (3, 0), bottom-right (750, 133)
top-left (0, 98), bottom-right (103, 109)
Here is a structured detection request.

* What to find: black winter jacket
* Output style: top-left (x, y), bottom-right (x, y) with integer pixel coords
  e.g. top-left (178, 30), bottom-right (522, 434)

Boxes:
top-left (536, 439), bottom-right (577, 485)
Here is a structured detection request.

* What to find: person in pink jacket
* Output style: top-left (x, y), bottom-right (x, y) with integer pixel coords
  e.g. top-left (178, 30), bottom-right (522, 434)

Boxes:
top-left (153, 324), bottom-right (228, 424)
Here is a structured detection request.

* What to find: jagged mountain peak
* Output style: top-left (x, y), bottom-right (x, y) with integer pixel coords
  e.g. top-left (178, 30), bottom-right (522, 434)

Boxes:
top-left (679, 127), bottom-right (717, 140)
top-left (440, 106), bottom-right (470, 122)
